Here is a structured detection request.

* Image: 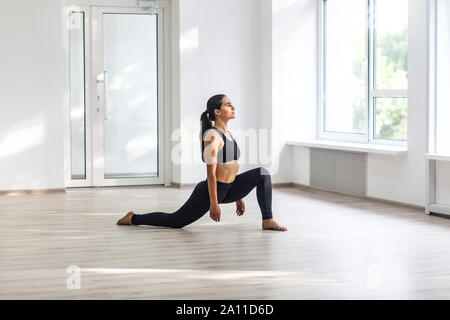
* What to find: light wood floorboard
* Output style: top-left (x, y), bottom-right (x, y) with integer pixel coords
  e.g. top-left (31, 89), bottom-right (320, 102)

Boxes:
top-left (1, 185), bottom-right (449, 299)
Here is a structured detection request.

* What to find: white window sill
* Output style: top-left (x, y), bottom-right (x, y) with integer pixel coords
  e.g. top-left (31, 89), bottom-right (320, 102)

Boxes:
top-left (425, 153), bottom-right (450, 162)
top-left (286, 139), bottom-right (408, 156)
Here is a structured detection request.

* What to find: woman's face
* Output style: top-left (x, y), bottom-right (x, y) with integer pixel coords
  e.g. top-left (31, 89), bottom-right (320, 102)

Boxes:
top-left (216, 96), bottom-right (236, 119)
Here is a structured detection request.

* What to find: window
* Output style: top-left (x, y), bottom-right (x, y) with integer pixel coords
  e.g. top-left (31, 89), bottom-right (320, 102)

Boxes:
top-left (69, 11), bottom-right (87, 179)
top-left (321, 0), bottom-right (408, 144)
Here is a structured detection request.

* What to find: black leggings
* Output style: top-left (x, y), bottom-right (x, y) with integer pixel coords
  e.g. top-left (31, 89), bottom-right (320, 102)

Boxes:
top-left (131, 167), bottom-right (273, 228)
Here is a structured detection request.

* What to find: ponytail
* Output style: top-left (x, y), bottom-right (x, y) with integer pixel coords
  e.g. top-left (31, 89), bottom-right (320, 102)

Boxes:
top-left (200, 94), bottom-right (226, 162)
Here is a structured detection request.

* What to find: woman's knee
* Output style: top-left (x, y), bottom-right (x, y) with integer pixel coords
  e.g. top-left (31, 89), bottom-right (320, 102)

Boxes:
top-left (259, 167), bottom-right (271, 180)
top-left (193, 180), bottom-right (206, 194)
top-left (168, 202), bottom-right (210, 228)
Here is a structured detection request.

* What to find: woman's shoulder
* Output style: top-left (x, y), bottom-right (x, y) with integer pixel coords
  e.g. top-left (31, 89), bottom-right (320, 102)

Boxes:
top-left (204, 128), bottom-right (224, 143)
top-left (205, 127), bottom-right (220, 134)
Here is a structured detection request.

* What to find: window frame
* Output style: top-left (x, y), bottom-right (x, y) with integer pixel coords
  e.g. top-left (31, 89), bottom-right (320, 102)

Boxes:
top-left (318, 0), bottom-right (408, 146)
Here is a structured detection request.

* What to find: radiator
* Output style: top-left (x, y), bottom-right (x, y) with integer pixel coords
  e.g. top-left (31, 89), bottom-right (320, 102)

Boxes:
top-left (310, 148), bottom-right (368, 196)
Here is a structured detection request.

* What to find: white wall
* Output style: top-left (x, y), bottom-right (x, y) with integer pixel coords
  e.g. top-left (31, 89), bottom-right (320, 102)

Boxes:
top-left (435, 0), bottom-right (450, 205)
top-left (175, 0), bottom-right (261, 183)
top-left (0, 0), bottom-right (65, 190)
top-left (272, 0), bottom-right (318, 184)
top-left (259, 0), bottom-right (273, 165)
top-left (436, 0), bottom-right (450, 155)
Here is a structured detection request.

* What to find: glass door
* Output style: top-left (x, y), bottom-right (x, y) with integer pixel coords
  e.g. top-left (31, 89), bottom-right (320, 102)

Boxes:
top-left (65, 5), bottom-right (165, 187)
top-left (92, 6), bottom-right (164, 186)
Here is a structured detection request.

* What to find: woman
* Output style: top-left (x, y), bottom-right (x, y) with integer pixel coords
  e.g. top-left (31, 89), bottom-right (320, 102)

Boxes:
top-left (116, 94), bottom-right (287, 231)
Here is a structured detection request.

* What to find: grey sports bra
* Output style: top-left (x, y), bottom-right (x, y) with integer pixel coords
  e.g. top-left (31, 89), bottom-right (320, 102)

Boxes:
top-left (202, 128), bottom-right (241, 164)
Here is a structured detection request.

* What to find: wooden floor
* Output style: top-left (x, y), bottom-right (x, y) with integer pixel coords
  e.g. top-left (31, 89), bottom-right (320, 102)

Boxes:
top-left (1, 185), bottom-right (450, 300)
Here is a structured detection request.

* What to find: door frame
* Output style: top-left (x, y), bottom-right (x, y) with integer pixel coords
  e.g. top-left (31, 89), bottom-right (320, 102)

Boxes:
top-left (63, 1), bottom-right (172, 188)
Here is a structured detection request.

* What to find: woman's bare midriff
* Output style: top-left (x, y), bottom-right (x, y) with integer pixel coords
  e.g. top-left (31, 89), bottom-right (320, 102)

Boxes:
top-left (215, 160), bottom-right (240, 183)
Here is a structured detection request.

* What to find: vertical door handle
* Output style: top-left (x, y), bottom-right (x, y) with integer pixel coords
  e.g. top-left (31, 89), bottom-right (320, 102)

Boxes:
top-left (96, 71), bottom-right (108, 119)
top-left (103, 71), bottom-right (108, 120)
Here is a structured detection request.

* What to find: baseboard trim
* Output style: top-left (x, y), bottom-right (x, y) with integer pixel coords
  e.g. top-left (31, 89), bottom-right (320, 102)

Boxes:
top-left (2, 182), bottom-right (422, 210)
top-left (172, 182), bottom-right (296, 190)
top-left (272, 182), bottom-right (293, 188)
top-left (170, 182), bottom-right (196, 189)
top-left (0, 188), bottom-right (66, 196)
top-left (289, 182), bottom-right (425, 211)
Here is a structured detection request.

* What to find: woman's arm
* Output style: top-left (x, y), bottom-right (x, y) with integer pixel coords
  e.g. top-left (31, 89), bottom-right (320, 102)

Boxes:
top-left (204, 131), bottom-right (220, 203)
top-left (204, 131), bottom-right (221, 221)
top-left (207, 164), bottom-right (219, 205)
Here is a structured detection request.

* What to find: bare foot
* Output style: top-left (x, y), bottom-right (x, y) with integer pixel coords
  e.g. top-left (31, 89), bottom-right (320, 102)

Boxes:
top-left (116, 211), bottom-right (135, 225)
top-left (262, 219), bottom-right (287, 231)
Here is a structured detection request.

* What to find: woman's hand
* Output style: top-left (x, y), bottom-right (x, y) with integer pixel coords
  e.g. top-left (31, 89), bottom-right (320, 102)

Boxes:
top-left (236, 199), bottom-right (245, 216)
top-left (210, 203), bottom-right (221, 222)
